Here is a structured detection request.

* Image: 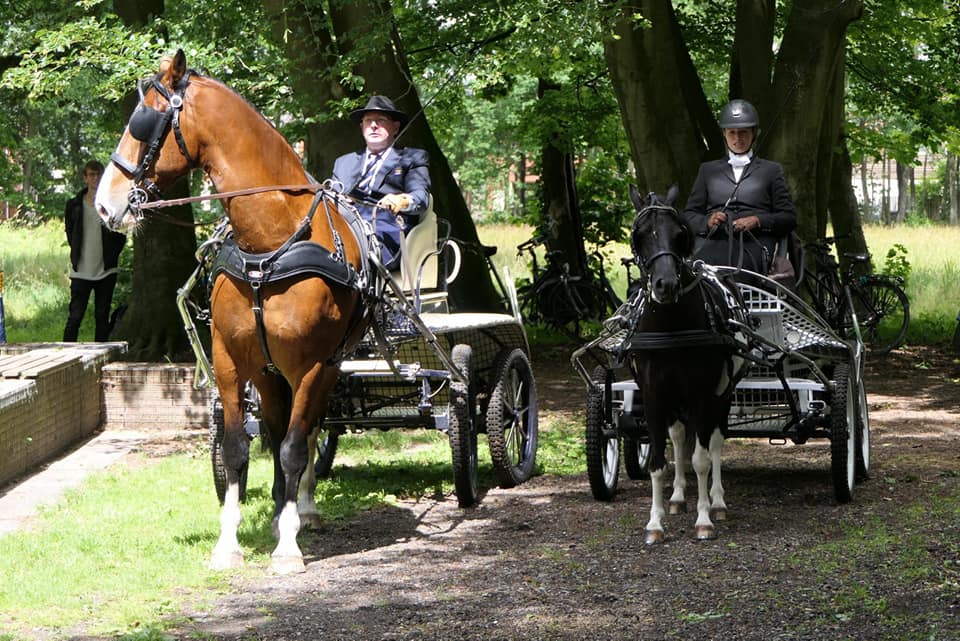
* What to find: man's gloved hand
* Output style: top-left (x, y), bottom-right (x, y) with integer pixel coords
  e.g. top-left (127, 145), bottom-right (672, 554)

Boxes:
top-left (377, 193), bottom-right (413, 213)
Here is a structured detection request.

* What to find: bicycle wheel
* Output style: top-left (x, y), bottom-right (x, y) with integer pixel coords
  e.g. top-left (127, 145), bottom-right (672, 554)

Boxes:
top-left (846, 277), bottom-right (909, 354)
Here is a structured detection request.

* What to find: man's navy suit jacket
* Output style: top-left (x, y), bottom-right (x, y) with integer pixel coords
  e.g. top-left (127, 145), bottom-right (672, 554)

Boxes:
top-left (333, 146), bottom-right (431, 223)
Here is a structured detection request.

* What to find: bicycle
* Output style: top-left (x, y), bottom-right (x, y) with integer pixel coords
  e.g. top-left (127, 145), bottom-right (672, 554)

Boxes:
top-left (799, 237), bottom-right (910, 355)
top-left (515, 236), bottom-right (611, 338)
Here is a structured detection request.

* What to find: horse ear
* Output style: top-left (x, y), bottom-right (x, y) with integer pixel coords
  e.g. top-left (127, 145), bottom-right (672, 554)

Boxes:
top-left (665, 183), bottom-right (679, 206)
top-left (681, 220), bottom-right (694, 256)
top-left (170, 49), bottom-right (187, 84)
top-left (629, 184), bottom-right (643, 210)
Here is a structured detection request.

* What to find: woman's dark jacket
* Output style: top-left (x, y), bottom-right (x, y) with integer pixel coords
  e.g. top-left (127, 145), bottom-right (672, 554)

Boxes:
top-left (64, 188), bottom-right (127, 273)
top-left (681, 157), bottom-right (797, 238)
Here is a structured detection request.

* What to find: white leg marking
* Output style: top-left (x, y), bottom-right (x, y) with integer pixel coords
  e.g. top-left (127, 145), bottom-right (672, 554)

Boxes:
top-left (297, 430), bottom-right (321, 528)
top-left (270, 500), bottom-right (305, 574)
top-left (709, 428), bottom-right (726, 516)
top-left (210, 482), bottom-right (244, 570)
top-left (668, 422), bottom-right (687, 507)
top-left (691, 439), bottom-right (714, 530)
top-left (646, 466), bottom-right (667, 543)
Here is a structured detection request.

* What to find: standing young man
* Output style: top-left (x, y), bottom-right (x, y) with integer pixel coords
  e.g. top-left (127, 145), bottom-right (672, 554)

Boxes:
top-left (63, 160), bottom-right (127, 342)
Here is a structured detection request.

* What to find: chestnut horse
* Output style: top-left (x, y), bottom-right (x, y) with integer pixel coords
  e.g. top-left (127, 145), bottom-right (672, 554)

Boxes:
top-left (625, 185), bottom-right (746, 544)
top-left (96, 50), bottom-right (365, 574)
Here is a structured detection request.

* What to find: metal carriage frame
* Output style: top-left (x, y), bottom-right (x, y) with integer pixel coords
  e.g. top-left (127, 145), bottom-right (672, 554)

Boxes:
top-left (177, 203), bottom-right (538, 509)
top-left (571, 264), bottom-right (871, 504)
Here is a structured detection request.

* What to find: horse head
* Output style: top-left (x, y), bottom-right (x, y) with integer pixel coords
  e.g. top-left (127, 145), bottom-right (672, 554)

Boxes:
top-left (96, 50), bottom-right (199, 232)
top-left (628, 184), bottom-right (691, 304)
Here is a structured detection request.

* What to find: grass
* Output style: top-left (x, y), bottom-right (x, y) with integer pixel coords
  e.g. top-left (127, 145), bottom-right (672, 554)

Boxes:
top-left (0, 418), bottom-right (588, 639)
top-left (2, 220), bottom-right (959, 344)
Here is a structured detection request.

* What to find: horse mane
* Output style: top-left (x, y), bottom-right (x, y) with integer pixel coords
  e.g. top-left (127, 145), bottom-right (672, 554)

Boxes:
top-left (185, 71), bottom-right (305, 168)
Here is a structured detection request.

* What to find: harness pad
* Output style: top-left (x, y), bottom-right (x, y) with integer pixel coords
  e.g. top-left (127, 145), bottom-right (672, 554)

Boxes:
top-left (211, 236), bottom-right (359, 290)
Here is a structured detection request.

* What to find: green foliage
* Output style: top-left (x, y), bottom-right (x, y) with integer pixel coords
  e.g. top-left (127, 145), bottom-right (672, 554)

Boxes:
top-left (881, 243), bottom-right (911, 283)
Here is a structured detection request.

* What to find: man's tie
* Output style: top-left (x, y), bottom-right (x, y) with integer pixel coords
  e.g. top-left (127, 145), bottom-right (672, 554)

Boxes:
top-left (357, 153), bottom-right (380, 193)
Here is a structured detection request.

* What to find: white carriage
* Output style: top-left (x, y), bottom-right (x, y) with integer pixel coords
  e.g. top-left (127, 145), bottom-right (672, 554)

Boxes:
top-left (572, 266), bottom-right (870, 504)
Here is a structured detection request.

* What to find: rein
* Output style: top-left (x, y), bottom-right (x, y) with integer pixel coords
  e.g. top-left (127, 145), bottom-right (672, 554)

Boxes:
top-left (136, 183), bottom-right (323, 210)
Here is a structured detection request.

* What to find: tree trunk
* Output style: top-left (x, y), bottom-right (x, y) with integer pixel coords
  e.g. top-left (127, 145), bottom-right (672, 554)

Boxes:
top-left (537, 79), bottom-right (588, 278)
top-left (261, 0), bottom-right (356, 176)
top-left (949, 153), bottom-right (959, 225)
top-left (859, 155), bottom-right (871, 220)
top-left (828, 136), bottom-right (869, 276)
top-left (731, 0), bottom-right (775, 120)
top-left (881, 152), bottom-right (890, 224)
top-left (765, 0), bottom-right (864, 243)
top-left (895, 161), bottom-right (908, 223)
top-left (603, 0), bottom-right (716, 199)
top-left (108, 0), bottom-right (196, 361)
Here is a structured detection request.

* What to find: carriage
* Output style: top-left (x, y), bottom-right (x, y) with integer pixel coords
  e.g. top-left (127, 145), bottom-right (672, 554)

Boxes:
top-left (179, 195), bottom-right (538, 511)
top-left (571, 261), bottom-right (870, 509)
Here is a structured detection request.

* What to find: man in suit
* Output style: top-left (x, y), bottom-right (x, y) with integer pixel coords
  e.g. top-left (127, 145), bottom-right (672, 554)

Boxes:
top-left (682, 99), bottom-right (796, 273)
top-left (333, 95), bottom-right (430, 271)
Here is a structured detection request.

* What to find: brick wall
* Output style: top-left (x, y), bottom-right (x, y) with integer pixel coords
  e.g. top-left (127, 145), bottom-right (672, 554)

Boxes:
top-left (101, 363), bottom-right (211, 431)
top-left (0, 344), bottom-right (121, 489)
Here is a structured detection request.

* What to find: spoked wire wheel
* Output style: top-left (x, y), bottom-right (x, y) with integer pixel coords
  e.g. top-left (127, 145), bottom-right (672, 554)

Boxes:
top-left (847, 277), bottom-right (909, 355)
top-left (830, 362), bottom-right (856, 504)
top-left (313, 429), bottom-right (340, 479)
top-left (585, 366), bottom-right (620, 500)
top-left (448, 344), bottom-right (479, 507)
top-left (486, 348), bottom-right (539, 488)
top-left (854, 362), bottom-right (871, 483)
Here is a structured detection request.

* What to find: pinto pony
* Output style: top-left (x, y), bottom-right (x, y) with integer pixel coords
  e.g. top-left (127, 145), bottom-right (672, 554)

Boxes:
top-left (96, 51), bottom-right (366, 574)
top-left (625, 185), bottom-right (745, 544)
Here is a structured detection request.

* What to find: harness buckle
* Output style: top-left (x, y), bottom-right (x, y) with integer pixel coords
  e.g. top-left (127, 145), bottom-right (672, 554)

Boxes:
top-left (169, 94), bottom-right (183, 109)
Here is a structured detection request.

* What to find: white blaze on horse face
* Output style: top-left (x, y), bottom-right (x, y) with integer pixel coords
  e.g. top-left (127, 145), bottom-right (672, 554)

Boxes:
top-left (94, 139), bottom-right (140, 233)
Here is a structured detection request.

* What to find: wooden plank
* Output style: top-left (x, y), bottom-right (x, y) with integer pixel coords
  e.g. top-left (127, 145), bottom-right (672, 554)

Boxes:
top-left (0, 350), bottom-right (82, 379)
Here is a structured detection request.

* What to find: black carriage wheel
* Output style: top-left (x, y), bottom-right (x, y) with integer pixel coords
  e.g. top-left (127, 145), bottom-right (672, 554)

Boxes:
top-left (847, 278), bottom-right (909, 355)
top-left (830, 362), bottom-right (855, 504)
top-left (623, 437), bottom-right (651, 480)
top-left (449, 344), bottom-right (479, 507)
top-left (585, 366), bottom-right (619, 501)
top-left (209, 389), bottom-right (248, 505)
top-left (313, 429), bottom-right (340, 479)
top-left (854, 368), bottom-right (871, 483)
top-left (486, 348), bottom-right (539, 488)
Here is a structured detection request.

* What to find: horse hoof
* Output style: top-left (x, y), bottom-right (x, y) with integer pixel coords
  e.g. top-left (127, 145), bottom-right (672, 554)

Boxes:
top-left (299, 512), bottom-right (323, 530)
top-left (209, 551), bottom-right (244, 571)
top-left (270, 555), bottom-right (306, 575)
top-left (710, 507), bottom-right (727, 522)
top-left (668, 500), bottom-right (686, 515)
top-left (695, 525), bottom-right (717, 541)
top-left (645, 529), bottom-right (665, 545)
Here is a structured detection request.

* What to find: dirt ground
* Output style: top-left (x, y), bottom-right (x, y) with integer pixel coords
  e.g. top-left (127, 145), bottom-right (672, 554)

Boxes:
top-left (159, 346), bottom-right (959, 640)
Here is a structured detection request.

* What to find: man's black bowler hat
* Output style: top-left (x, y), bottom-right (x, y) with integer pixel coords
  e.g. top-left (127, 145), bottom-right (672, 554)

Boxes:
top-left (349, 95), bottom-right (408, 125)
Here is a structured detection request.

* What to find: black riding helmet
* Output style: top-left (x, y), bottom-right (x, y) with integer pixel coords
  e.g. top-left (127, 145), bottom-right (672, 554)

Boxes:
top-left (719, 99), bottom-right (759, 129)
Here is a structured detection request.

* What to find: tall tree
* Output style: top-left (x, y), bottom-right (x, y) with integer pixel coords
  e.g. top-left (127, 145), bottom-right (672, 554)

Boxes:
top-left (603, 0), bottom-right (864, 252)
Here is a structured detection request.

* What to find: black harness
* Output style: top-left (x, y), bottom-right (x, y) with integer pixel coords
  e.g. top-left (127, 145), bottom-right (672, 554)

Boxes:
top-left (109, 72), bottom-right (197, 223)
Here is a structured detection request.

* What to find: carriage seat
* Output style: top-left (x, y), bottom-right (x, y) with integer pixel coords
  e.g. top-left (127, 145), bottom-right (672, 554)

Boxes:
top-left (768, 231), bottom-right (804, 292)
top-left (390, 195), bottom-right (460, 313)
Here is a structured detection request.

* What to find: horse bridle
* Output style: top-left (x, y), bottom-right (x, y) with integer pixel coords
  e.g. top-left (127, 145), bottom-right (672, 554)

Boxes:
top-left (630, 201), bottom-right (702, 301)
top-left (630, 203), bottom-right (687, 271)
top-left (109, 71), bottom-right (197, 221)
